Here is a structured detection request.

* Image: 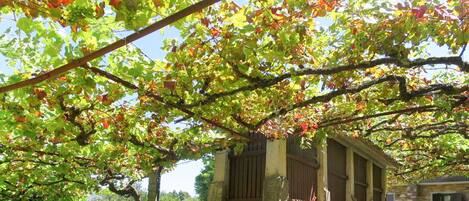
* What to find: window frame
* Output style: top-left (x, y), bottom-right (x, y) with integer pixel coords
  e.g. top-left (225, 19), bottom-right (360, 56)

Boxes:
top-left (386, 192), bottom-right (395, 201)
top-left (430, 192), bottom-right (458, 201)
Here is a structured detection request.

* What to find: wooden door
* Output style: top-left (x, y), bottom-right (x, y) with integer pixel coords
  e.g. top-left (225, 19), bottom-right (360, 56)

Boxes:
top-left (354, 153), bottom-right (367, 201)
top-left (372, 165), bottom-right (383, 201)
top-left (228, 133), bottom-right (266, 201)
top-left (287, 136), bottom-right (319, 201)
top-left (327, 139), bottom-right (347, 201)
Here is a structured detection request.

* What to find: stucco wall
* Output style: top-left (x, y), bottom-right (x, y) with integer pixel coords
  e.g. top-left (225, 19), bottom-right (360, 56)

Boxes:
top-left (389, 183), bottom-right (469, 201)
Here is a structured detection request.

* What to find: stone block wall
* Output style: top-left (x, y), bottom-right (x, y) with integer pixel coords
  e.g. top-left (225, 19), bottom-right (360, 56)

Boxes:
top-left (418, 183), bottom-right (469, 201)
top-left (389, 185), bottom-right (418, 201)
top-left (389, 183), bottom-right (469, 201)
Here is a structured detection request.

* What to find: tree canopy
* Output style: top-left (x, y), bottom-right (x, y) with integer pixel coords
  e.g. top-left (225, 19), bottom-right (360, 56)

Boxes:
top-left (0, 0), bottom-right (468, 200)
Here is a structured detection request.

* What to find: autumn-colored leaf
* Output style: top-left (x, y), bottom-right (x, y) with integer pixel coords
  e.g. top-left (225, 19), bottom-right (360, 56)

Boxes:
top-left (102, 119), bottom-right (110, 129)
top-left (356, 101), bottom-right (366, 111)
top-left (97, 94), bottom-right (113, 105)
top-left (15, 116), bottom-right (27, 123)
top-left (299, 122), bottom-right (309, 134)
top-left (311, 123), bottom-right (319, 130)
top-left (152, 0), bottom-right (162, 8)
top-left (164, 80), bottom-right (176, 91)
top-left (33, 88), bottom-right (47, 100)
top-left (34, 111), bottom-right (43, 117)
top-left (411, 5), bottom-right (427, 19)
top-left (60, 0), bottom-right (73, 6)
top-left (57, 75), bottom-right (68, 81)
top-left (109, 0), bottom-right (121, 8)
top-left (0, 0), bottom-right (9, 8)
top-left (95, 3), bottom-right (105, 18)
top-left (201, 17), bottom-right (210, 27)
top-left (115, 113), bottom-right (125, 122)
top-left (294, 92), bottom-right (305, 103)
top-left (47, 2), bottom-right (60, 8)
top-left (294, 113), bottom-right (304, 120)
top-left (255, 27), bottom-right (263, 34)
top-left (210, 28), bottom-right (220, 37)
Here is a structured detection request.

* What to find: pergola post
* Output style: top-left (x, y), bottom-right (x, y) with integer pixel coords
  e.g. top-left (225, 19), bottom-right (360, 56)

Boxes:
top-left (346, 148), bottom-right (355, 201)
top-left (366, 161), bottom-right (374, 201)
top-left (382, 168), bottom-right (387, 201)
top-left (208, 150), bottom-right (230, 201)
top-left (317, 142), bottom-right (328, 201)
top-left (262, 139), bottom-right (289, 201)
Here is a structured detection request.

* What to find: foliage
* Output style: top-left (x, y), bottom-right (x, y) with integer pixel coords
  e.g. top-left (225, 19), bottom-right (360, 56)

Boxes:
top-left (88, 188), bottom-right (198, 201)
top-left (160, 191), bottom-right (199, 201)
top-left (89, 188), bottom-right (145, 201)
top-left (194, 156), bottom-right (214, 201)
top-left (0, 0), bottom-right (468, 200)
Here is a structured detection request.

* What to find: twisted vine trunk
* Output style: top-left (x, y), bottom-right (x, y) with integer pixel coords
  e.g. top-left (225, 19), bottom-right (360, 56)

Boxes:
top-left (148, 166), bottom-right (164, 201)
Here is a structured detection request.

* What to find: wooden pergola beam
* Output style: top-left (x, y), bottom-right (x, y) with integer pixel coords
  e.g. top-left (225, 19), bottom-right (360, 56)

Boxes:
top-left (0, 0), bottom-right (220, 94)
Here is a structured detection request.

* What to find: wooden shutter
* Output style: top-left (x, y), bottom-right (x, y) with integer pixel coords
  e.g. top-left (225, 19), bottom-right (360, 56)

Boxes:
top-left (287, 136), bottom-right (319, 201)
top-left (354, 153), bottom-right (367, 201)
top-left (327, 139), bottom-right (347, 201)
top-left (372, 165), bottom-right (383, 201)
top-left (228, 133), bottom-right (266, 201)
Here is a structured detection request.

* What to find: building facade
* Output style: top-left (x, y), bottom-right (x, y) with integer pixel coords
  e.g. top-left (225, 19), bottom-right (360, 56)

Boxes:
top-left (208, 134), bottom-right (396, 201)
top-left (388, 176), bottom-right (469, 201)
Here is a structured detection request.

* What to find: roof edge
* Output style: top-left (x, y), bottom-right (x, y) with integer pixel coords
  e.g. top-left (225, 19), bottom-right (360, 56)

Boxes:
top-left (333, 135), bottom-right (399, 168)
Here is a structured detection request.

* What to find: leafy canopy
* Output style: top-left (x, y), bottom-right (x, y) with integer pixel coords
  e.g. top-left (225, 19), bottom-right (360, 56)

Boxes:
top-left (0, 0), bottom-right (468, 200)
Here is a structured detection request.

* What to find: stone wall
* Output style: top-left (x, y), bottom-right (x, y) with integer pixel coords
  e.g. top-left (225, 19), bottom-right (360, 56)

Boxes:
top-left (389, 185), bottom-right (418, 201)
top-left (418, 183), bottom-right (469, 201)
top-left (389, 183), bottom-right (469, 201)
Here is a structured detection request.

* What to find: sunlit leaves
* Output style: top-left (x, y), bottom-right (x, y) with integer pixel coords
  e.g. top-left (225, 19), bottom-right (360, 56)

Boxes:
top-left (0, 0), bottom-right (468, 200)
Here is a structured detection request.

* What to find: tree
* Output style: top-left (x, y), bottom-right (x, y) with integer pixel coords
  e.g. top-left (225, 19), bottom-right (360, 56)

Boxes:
top-left (0, 0), bottom-right (468, 200)
top-left (160, 191), bottom-right (199, 201)
top-left (195, 156), bottom-right (214, 201)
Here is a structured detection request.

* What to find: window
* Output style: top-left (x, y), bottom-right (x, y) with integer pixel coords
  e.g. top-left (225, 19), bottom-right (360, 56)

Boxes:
top-left (432, 193), bottom-right (464, 201)
top-left (386, 193), bottom-right (395, 201)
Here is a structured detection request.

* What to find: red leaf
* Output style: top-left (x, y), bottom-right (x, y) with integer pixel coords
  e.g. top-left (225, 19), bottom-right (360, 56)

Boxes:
top-left (210, 28), bottom-right (221, 37)
top-left (255, 27), bottom-right (263, 34)
top-left (47, 2), bottom-right (60, 8)
top-left (33, 88), bottom-right (47, 100)
top-left (311, 123), bottom-right (319, 130)
top-left (115, 113), bottom-right (125, 122)
top-left (201, 17), bottom-right (210, 27)
top-left (95, 3), bottom-right (105, 18)
top-left (109, 0), bottom-right (121, 8)
top-left (300, 79), bottom-right (306, 90)
top-left (98, 94), bottom-right (112, 105)
top-left (164, 80), bottom-right (176, 91)
top-left (59, 0), bottom-right (73, 6)
top-left (411, 5), bottom-right (427, 19)
top-left (294, 113), bottom-right (304, 120)
top-left (15, 116), bottom-right (27, 123)
top-left (102, 119), bottom-right (110, 129)
top-left (300, 122), bottom-right (309, 134)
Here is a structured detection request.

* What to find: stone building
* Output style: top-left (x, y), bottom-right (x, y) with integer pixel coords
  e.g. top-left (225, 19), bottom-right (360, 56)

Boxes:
top-left (207, 134), bottom-right (397, 201)
top-left (387, 176), bottom-right (469, 201)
